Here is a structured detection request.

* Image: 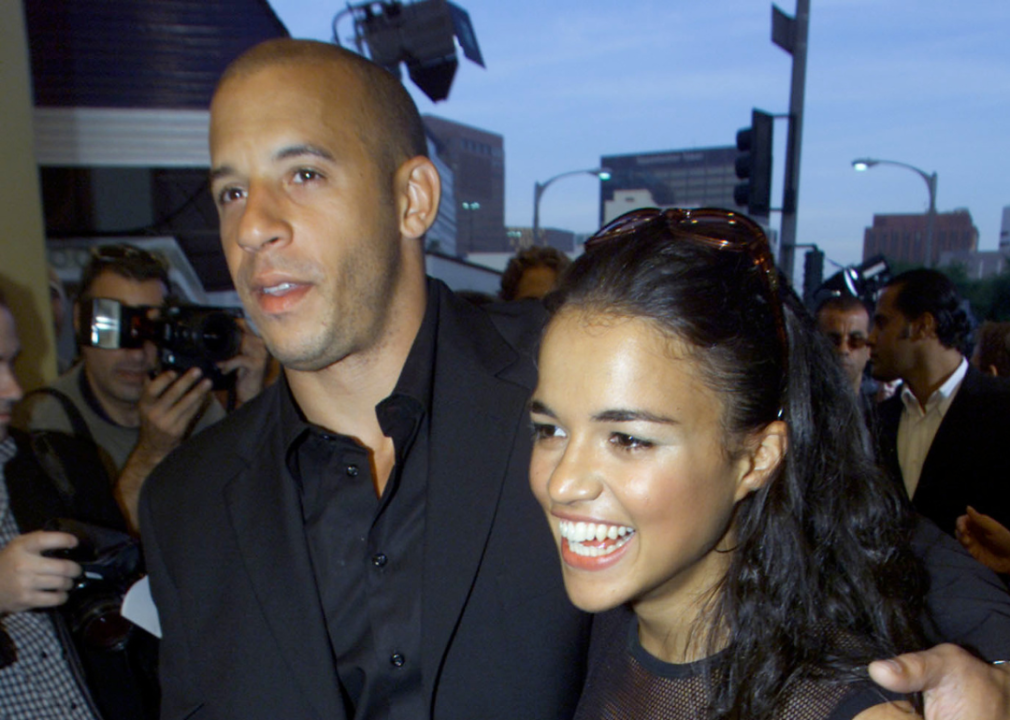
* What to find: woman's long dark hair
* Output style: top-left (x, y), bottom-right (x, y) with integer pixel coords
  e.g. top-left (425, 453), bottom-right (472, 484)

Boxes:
top-left (546, 214), bottom-right (928, 719)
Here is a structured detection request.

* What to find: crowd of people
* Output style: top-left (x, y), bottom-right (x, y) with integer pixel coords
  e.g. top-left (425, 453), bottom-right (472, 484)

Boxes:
top-left (1, 36), bottom-right (1008, 720)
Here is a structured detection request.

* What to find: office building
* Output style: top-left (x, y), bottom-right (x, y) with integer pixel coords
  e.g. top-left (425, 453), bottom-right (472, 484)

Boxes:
top-left (422, 115), bottom-right (506, 254)
top-left (599, 146), bottom-right (739, 225)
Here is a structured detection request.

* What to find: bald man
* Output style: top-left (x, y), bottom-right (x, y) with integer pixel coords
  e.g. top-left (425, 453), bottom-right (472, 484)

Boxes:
top-left (140, 39), bottom-right (588, 720)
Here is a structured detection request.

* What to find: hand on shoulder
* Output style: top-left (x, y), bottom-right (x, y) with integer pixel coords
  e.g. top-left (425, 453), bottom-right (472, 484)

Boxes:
top-left (869, 644), bottom-right (1010, 720)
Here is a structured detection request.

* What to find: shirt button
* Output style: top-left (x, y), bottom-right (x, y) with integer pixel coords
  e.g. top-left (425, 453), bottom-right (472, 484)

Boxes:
top-left (346, 464), bottom-right (359, 477)
top-left (390, 652), bottom-right (405, 667)
top-left (372, 553), bottom-right (388, 567)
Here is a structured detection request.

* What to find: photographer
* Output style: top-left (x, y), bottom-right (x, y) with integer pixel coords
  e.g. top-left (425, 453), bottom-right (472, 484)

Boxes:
top-left (1, 285), bottom-right (124, 719)
top-left (16, 244), bottom-right (268, 531)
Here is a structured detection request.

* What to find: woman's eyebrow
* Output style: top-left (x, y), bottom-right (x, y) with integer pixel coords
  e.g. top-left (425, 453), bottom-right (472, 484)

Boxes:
top-left (529, 399), bottom-right (556, 418)
top-left (593, 409), bottom-right (677, 425)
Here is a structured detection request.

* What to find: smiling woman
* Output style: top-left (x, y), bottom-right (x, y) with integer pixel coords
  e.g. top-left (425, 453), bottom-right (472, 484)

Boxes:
top-left (529, 208), bottom-right (929, 720)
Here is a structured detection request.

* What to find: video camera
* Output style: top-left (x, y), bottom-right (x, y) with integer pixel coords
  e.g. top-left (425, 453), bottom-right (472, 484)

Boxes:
top-left (79, 298), bottom-right (243, 389)
top-left (44, 519), bottom-right (145, 652)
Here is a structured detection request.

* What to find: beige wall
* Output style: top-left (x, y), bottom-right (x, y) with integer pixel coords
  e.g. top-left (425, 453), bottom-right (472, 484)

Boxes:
top-left (0, 0), bottom-right (56, 390)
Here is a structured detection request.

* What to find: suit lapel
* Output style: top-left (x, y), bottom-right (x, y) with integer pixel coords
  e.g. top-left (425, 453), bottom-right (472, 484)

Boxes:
top-left (419, 291), bottom-right (537, 700)
top-left (875, 393), bottom-right (903, 491)
top-left (916, 365), bottom-right (977, 499)
top-left (224, 422), bottom-right (345, 720)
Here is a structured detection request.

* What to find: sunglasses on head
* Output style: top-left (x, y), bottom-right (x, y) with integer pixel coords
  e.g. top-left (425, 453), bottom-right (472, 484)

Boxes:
top-left (585, 207), bottom-right (788, 381)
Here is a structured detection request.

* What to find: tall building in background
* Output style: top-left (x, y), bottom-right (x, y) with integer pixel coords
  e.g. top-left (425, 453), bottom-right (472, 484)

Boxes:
top-left (599, 146), bottom-right (738, 225)
top-left (423, 115), bottom-right (505, 255)
top-left (862, 210), bottom-right (978, 267)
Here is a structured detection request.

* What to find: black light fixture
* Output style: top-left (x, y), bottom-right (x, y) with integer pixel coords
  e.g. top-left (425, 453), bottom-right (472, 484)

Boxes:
top-left (813, 254), bottom-right (891, 309)
top-left (333, 0), bottom-right (484, 102)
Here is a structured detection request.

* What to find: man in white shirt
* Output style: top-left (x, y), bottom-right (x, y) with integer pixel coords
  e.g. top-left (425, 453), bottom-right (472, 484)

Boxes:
top-left (868, 268), bottom-right (1010, 536)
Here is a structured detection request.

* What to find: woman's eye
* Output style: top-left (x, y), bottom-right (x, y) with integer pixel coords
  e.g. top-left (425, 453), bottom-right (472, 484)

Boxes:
top-left (531, 422), bottom-right (566, 442)
top-left (610, 432), bottom-right (652, 450)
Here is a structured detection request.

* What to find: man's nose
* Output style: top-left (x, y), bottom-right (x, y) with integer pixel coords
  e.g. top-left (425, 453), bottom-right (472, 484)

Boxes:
top-left (235, 184), bottom-right (292, 253)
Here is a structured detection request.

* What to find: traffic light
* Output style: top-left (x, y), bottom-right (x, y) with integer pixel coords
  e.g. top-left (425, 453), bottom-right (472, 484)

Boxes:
top-left (734, 109), bottom-right (774, 217)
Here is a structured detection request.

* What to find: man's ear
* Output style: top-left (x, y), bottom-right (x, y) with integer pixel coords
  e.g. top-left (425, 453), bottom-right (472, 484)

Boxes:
top-left (395, 156), bottom-right (441, 241)
top-left (911, 312), bottom-right (937, 341)
top-left (734, 420), bottom-right (788, 501)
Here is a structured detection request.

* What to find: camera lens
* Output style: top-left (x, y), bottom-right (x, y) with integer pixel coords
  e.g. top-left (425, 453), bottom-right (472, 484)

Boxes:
top-left (71, 594), bottom-right (133, 652)
top-left (194, 312), bottom-right (241, 360)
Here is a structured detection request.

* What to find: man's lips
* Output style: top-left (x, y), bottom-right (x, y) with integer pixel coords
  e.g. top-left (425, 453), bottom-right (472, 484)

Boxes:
top-left (114, 367), bottom-right (150, 382)
top-left (251, 279), bottom-right (312, 315)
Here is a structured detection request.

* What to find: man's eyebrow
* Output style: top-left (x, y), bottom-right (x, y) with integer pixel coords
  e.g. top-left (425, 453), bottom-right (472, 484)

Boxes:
top-left (275, 144), bottom-right (336, 163)
top-left (208, 145), bottom-right (336, 184)
top-left (593, 409), bottom-right (678, 425)
top-left (209, 165), bottom-right (234, 184)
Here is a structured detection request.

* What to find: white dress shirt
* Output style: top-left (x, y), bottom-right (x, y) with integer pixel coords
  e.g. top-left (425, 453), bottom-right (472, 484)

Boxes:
top-left (897, 357), bottom-right (968, 498)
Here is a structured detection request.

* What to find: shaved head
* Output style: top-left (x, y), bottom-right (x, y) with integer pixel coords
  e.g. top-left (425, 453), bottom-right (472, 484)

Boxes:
top-left (218, 39), bottom-right (428, 176)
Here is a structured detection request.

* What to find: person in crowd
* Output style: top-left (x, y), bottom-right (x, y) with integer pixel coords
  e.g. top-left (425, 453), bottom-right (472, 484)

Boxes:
top-left (867, 269), bottom-right (1010, 537)
top-left (817, 290), bottom-right (1010, 648)
top-left (817, 294), bottom-right (873, 394)
top-left (47, 265), bottom-right (74, 374)
top-left (0, 285), bottom-right (154, 720)
top-left (499, 245), bottom-right (570, 301)
top-left (816, 294), bottom-right (878, 433)
top-left (972, 320), bottom-right (1010, 377)
top-left (139, 39), bottom-right (589, 719)
top-left (138, 38), bottom-right (1004, 720)
top-left (16, 244), bottom-right (268, 531)
top-left (530, 207), bottom-right (932, 719)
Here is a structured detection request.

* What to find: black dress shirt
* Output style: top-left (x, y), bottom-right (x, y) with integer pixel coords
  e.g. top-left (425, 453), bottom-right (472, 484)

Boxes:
top-left (282, 289), bottom-right (437, 720)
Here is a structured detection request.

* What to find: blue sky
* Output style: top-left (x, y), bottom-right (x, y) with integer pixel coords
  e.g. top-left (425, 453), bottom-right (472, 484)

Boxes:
top-left (270, 0), bottom-right (1010, 275)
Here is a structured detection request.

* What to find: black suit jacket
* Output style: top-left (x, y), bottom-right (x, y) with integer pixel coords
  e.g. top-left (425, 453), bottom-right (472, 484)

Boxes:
top-left (876, 365), bottom-right (1010, 536)
top-left (140, 283), bottom-right (591, 720)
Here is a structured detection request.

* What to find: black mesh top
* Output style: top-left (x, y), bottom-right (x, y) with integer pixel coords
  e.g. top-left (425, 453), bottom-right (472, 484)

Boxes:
top-left (576, 610), bottom-right (901, 720)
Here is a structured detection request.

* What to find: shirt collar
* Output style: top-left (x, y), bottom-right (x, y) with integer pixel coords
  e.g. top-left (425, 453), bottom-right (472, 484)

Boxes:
top-left (900, 357), bottom-right (968, 418)
top-left (280, 278), bottom-right (440, 458)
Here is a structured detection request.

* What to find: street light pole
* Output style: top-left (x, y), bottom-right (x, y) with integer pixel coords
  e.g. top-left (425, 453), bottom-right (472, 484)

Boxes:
top-left (532, 167), bottom-right (611, 244)
top-left (461, 201), bottom-right (480, 254)
top-left (852, 158), bottom-right (938, 268)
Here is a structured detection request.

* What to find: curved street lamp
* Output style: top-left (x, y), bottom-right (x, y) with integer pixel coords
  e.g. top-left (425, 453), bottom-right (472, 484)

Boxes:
top-left (532, 168), bottom-right (611, 244)
top-left (852, 157), bottom-right (938, 268)
top-left (460, 201), bottom-right (480, 254)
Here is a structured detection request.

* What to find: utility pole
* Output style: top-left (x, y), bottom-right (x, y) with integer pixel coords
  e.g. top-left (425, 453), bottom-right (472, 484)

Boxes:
top-left (772, 0), bottom-right (809, 285)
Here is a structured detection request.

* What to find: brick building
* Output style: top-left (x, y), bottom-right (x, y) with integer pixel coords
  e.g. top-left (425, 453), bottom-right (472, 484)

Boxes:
top-left (862, 210), bottom-right (978, 267)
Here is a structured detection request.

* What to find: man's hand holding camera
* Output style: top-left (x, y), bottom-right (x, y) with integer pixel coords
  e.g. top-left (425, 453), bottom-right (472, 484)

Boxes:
top-left (0, 531), bottom-right (81, 613)
top-left (116, 367), bottom-right (214, 533)
top-left (115, 321), bottom-right (268, 532)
